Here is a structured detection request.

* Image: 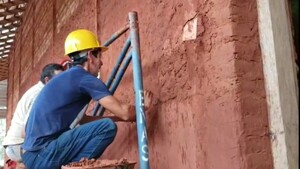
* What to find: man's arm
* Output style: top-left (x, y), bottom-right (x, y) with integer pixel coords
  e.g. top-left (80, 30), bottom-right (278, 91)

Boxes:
top-left (79, 91), bottom-right (153, 124)
top-left (79, 113), bottom-right (132, 124)
top-left (79, 103), bottom-right (149, 124)
top-left (100, 90), bottom-right (153, 121)
top-left (99, 95), bottom-right (136, 121)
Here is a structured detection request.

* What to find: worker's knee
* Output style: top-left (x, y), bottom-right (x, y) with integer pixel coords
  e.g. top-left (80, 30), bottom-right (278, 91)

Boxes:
top-left (101, 118), bottom-right (117, 134)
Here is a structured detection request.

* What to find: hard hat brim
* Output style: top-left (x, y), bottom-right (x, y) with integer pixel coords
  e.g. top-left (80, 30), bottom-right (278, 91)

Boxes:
top-left (65, 46), bottom-right (108, 56)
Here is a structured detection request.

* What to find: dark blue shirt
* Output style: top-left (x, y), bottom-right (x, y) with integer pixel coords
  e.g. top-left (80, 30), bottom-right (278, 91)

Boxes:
top-left (22, 66), bottom-right (111, 151)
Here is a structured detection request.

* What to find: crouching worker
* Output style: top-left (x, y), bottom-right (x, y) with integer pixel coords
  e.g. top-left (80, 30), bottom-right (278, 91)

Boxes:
top-left (2, 63), bottom-right (64, 167)
top-left (21, 29), bottom-right (153, 169)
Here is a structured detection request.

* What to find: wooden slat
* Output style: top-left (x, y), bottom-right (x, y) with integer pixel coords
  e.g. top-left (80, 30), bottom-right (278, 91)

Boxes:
top-left (0, 0), bottom-right (28, 81)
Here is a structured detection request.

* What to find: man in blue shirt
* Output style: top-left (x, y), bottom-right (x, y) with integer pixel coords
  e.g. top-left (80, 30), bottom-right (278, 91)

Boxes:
top-left (21, 29), bottom-right (153, 169)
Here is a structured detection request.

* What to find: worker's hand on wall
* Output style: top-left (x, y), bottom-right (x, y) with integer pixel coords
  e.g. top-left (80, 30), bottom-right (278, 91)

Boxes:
top-left (144, 90), bottom-right (154, 111)
top-left (124, 90), bottom-right (154, 122)
top-left (100, 90), bottom-right (156, 123)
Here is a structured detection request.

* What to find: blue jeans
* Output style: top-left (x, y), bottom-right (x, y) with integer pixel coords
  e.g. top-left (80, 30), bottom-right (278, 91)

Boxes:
top-left (21, 118), bottom-right (117, 169)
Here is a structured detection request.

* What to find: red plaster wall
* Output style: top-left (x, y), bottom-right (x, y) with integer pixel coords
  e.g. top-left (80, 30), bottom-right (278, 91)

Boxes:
top-left (5, 0), bottom-right (273, 169)
top-left (6, 47), bottom-right (14, 131)
top-left (230, 1), bottom-right (273, 168)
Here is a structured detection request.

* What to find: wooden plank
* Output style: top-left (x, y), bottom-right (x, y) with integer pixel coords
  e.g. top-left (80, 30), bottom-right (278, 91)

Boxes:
top-left (0, 0), bottom-right (28, 81)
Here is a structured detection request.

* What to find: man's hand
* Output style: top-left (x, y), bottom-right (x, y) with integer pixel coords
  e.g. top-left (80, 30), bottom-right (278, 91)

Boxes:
top-left (144, 90), bottom-right (154, 111)
top-left (125, 90), bottom-right (154, 122)
top-left (100, 90), bottom-right (155, 123)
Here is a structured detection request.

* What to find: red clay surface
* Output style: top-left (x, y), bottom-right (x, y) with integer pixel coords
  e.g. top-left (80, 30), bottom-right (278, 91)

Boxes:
top-left (62, 158), bottom-right (136, 169)
top-left (6, 0), bottom-right (274, 169)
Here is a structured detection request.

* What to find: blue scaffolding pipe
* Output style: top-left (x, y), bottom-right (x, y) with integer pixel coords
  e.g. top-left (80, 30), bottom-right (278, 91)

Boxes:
top-left (103, 25), bottom-right (129, 47)
top-left (109, 52), bottom-right (132, 94)
top-left (129, 11), bottom-right (150, 169)
top-left (97, 52), bottom-right (133, 117)
top-left (91, 12), bottom-right (150, 168)
top-left (106, 37), bottom-right (131, 87)
top-left (92, 37), bottom-right (131, 116)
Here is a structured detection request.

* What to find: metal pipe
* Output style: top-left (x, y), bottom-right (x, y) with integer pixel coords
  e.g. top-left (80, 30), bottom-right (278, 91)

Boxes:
top-left (106, 37), bottom-right (131, 87)
top-left (92, 37), bottom-right (131, 116)
top-left (103, 24), bottom-right (129, 47)
top-left (69, 104), bottom-right (88, 129)
top-left (109, 52), bottom-right (132, 94)
top-left (129, 11), bottom-right (150, 169)
top-left (97, 52), bottom-right (133, 116)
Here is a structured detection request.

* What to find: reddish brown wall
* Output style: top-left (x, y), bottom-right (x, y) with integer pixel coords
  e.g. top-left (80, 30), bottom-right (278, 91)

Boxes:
top-left (6, 0), bottom-right (273, 169)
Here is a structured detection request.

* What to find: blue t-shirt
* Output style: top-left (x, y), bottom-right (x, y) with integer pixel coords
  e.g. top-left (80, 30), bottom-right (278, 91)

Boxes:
top-left (22, 66), bottom-right (111, 151)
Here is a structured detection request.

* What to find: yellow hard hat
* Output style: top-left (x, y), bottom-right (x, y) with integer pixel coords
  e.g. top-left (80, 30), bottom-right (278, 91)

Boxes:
top-left (64, 29), bottom-right (108, 56)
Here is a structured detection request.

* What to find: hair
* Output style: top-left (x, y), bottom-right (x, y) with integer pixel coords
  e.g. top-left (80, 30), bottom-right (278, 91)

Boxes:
top-left (69, 51), bottom-right (88, 66)
top-left (40, 63), bottom-right (64, 84)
